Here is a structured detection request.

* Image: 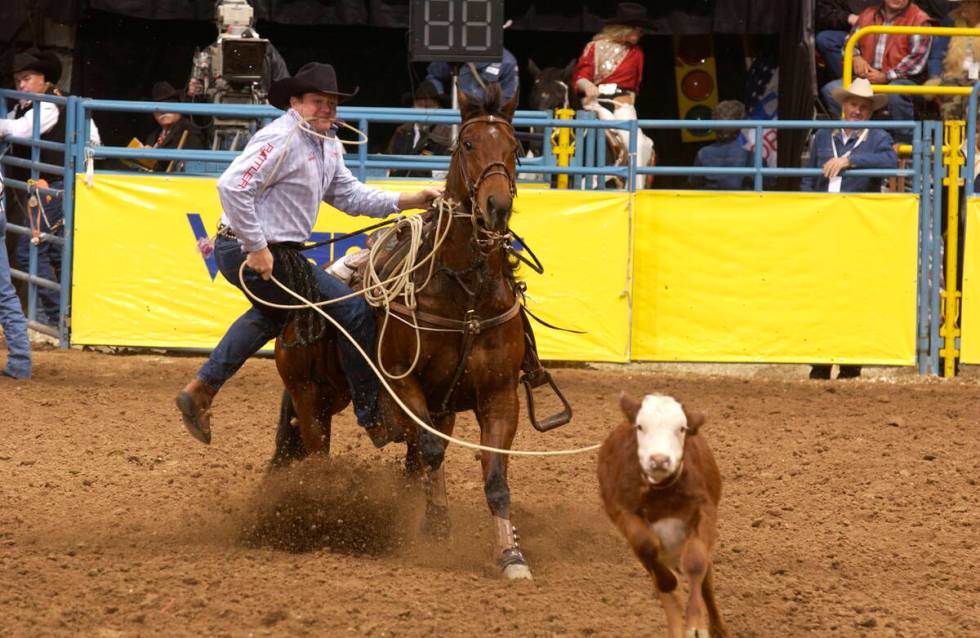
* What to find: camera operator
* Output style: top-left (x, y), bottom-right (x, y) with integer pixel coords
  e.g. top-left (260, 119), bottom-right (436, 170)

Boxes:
top-left (185, 0), bottom-right (289, 149)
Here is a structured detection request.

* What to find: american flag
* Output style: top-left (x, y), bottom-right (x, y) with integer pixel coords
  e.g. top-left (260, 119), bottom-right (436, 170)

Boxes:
top-left (739, 54), bottom-right (778, 167)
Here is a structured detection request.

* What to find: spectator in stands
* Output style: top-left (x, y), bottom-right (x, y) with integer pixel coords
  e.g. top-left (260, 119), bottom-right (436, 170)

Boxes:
top-left (803, 78), bottom-right (898, 380)
top-left (571, 2), bottom-right (655, 188)
top-left (816, 1), bottom-right (881, 80)
top-left (424, 48), bottom-right (520, 103)
top-left (689, 100), bottom-right (754, 190)
top-left (385, 80), bottom-right (452, 178)
top-left (924, 0), bottom-right (980, 120)
top-left (0, 170), bottom-right (30, 380)
top-left (0, 49), bottom-right (101, 328)
top-left (819, 0), bottom-right (934, 144)
top-left (145, 81), bottom-right (206, 172)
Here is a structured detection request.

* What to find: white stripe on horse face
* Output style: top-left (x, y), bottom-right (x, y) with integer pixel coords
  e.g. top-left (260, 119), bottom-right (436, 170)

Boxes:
top-left (634, 394), bottom-right (688, 483)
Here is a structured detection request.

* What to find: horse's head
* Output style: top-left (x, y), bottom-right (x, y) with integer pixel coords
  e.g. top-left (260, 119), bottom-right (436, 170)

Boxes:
top-left (448, 84), bottom-right (519, 234)
top-left (528, 59), bottom-right (576, 111)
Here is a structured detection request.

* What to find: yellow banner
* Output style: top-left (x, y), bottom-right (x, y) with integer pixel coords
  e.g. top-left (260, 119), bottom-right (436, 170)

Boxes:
top-left (631, 191), bottom-right (919, 364)
top-left (71, 175), bottom-right (629, 361)
top-left (960, 199), bottom-right (980, 363)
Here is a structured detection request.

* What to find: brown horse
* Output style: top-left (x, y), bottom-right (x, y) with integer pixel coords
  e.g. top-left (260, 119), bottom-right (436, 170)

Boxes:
top-left (272, 85), bottom-right (534, 579)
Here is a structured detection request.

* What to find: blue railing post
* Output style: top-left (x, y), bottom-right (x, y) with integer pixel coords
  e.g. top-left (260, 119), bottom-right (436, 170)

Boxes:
top-left (627, 119), bottom-right (638, 192)
top-left (59, 96), bottom-right (78, 347)
top-left (915, 122), bottom-right (929, 374)
top-left (357, 117), bottom-right (368, 182)
top-left (753, 125), bottom-right (764, 192)
top-left (931, 120), bottom-right (944, 374)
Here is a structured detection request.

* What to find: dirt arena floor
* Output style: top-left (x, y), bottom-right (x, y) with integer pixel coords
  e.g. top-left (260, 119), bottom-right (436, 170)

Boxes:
top-left (1, 347), bottom-right (979, 637)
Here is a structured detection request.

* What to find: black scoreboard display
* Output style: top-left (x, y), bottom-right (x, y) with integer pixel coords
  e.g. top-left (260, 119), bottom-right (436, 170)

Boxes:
top-left (409, 0), bottom-right (504, 62)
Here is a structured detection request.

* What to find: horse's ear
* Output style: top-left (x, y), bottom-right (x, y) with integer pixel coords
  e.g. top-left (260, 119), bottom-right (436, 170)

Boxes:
top-left (619, 392), bottom-right (641, 425)
top-left (501, 88), bottom-right (519, 122)
top-left (563, 58), bottom-right (577, 80)
top-left (457, 89), bottom-right (479, 122)
top-left (528, 58), bottom-right (541, 80)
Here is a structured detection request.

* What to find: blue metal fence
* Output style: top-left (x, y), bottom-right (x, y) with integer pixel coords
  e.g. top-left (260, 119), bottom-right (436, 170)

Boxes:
top-left (0, 89), bottom-right (946, 373)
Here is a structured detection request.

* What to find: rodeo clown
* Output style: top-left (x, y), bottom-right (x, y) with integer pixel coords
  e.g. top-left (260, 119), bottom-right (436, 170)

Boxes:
top-left (176, 62), bottom-right (441, 447)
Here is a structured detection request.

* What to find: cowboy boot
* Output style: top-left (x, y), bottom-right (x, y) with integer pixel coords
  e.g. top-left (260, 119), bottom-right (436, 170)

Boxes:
top-left (176, 378), bottom-right (217, 444)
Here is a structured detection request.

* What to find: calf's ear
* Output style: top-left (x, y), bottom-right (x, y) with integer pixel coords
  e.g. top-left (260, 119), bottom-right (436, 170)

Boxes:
top-left (683, 408), bottom-right (705, 435)
top-left (619, 391), bottom-right (641, 425)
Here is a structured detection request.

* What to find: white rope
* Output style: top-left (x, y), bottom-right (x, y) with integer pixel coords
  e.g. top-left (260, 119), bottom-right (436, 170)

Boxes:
top-left (236, 263), bottom-right (602, 457)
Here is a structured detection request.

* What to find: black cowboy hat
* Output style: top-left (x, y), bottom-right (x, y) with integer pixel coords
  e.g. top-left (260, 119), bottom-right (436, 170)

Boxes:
top-left (603, 3), bottom-right (657, 30)
top-left (400, 79), bottom-right (444, 107)
top-left (12, 49), bottom-right (62, 84)
top-left (150, 81), bottom-right (182, 103)
top-left (268, 62), bottom-right (359, 110)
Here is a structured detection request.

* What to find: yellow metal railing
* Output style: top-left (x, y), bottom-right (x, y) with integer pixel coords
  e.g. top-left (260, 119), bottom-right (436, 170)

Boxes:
top-left (843, 25), bottom-right (980, 95)
top-left (550, 107), bottom-right (576, 189)
top-left (940, 121), bottom-right (965, 377)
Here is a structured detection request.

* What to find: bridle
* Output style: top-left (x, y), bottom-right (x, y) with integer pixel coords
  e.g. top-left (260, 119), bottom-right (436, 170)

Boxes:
top-left (452, 115), bottom-right (518, 249)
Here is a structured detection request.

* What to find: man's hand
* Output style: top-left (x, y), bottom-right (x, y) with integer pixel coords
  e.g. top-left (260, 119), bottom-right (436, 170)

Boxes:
top-left (865, 67), bottom-right (887, 84)
top-left (187, 78), bottom-right (204, 97)
top-left (853, 56), bottom-right (870, 78)
top-left (399, 187), bottom-right (444, 210)
top-left (822, 156), bottom-right (851, 179)
top-left (246, 247), bottom-right (274, 281)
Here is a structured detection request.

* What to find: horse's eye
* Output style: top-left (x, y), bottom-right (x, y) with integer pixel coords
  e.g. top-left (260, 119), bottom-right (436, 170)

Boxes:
top-left (463, 140), bottom-right (474, 151)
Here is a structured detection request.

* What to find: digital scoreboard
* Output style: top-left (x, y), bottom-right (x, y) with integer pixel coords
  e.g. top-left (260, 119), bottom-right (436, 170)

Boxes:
top-left (409, 0), bottom-right (504, 63)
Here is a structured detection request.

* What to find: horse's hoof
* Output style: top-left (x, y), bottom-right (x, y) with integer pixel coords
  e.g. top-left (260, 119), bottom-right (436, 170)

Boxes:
top-left (499, 547), bottom-right (532, 580)
top-left (503, 563), bottom-right (533, 580)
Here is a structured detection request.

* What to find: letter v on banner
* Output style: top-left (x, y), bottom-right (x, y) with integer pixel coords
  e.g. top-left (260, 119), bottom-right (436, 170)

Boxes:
top-left (186, 213), bottom-right (219, 281)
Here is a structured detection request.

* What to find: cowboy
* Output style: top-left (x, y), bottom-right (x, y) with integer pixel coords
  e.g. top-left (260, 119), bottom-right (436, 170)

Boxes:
top-left (143, 81), bottom-right (206, 172)
top-left (819, 0), bottom-right (933, 144)
top-left (0, 49), bottom-right (101, 327)
top-left (385, 80), bottom-right (452, 178)
top-left (689, 100), bottom-right (754, 191)
top-left (571, 2), bottom-right (655, 188)
top-left (175, 62), bottom-right (441, 447)
top-left (425, 49), bottom-right (519, 103)
top-left (802, 78), bottom-right (898, 380)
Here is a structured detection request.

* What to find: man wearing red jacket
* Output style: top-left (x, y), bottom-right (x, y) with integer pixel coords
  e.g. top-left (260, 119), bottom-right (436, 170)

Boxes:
top-left (820, 0), bottom-right (933, 143)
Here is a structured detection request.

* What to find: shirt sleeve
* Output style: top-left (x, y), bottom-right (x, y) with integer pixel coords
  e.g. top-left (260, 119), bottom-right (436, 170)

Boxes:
top-left (425, 62), bottom-right (451, 96)
top-left (572, 43), bottom-right (596, 90)
top-left (0, 102), bottom-right (59, 140)
top-left (632, 48), bottom-right (644, 93)
top-left (887, 34), bottom-right (931, 80)
top-left (323, 141), bottom-right (400, 218)
top-left (216, 128), bottom-right (288, 252)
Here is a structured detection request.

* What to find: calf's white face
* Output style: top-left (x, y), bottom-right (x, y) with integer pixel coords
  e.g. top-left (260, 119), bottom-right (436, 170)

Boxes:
top-left (634, 395), bottom-right (688, 483)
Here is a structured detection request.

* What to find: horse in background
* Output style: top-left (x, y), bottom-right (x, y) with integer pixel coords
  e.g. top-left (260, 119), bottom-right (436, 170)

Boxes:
top-left (272, 85), bottom-right (536, 580)
top-left (527, 58), bottom-right (655, 189)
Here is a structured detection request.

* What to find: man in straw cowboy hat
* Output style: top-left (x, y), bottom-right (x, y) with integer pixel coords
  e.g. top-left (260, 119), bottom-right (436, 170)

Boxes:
top-left (803, 77), bottom-right (897, 380)
top-left (176, 62), bottom-right (441, 448)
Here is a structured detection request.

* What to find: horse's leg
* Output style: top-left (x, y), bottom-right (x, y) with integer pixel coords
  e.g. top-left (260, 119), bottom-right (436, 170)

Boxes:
top-left (269, 389), bottom-right (307, 469)
top-left (420, 413), bottom-right (455, 540)
top-left (288, 381), bottom-right (333, 455)
top-left (474, 386), bottom-right (530, 580)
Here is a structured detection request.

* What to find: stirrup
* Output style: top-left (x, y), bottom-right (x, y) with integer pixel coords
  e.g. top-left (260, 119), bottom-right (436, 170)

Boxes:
top-left (521, 369), bottom-right (572, 432)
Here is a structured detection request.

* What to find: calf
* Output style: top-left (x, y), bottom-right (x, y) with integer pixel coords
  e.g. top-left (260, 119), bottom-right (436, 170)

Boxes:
top-left (597, 393), bottom-right (727, 638)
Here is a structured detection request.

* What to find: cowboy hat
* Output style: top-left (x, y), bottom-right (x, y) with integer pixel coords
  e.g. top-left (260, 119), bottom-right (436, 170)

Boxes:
top-left (268, 62), bottom-right (359, 110)
top-left (830, 78), bottom-right (889, 110)
top-left (150, 81), bottom-right (182, 103)
top-left (12, 49), bottom-right (62, 84)
top-left (603, 3), bottom-right (657, 30)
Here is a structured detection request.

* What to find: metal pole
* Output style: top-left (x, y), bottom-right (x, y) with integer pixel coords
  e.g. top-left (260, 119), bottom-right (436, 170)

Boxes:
top-left (59, 96), bottom-right (77, 348)
top-left (939, 120), bottom-right (964, 377)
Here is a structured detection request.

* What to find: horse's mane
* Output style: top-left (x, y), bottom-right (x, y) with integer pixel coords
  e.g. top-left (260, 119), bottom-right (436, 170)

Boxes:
top-left (464, 82), bottom-right (506, 120)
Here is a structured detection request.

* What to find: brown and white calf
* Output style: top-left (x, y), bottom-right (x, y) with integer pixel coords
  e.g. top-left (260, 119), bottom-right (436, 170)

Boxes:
top-left (597, 393), bottom-right (727, 638)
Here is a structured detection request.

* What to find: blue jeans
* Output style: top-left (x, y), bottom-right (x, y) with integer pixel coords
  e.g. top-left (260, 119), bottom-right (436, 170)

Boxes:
top-left (820, 78), bottom-right (915, 143)
top-left (15, 181), bottom-right (63, 326)
top-left (816, 30), bottom-right (848, 80)
top-left (198, 236), bottom-right (380, 427)
top-left (0, 205), bottom-right (31, 378)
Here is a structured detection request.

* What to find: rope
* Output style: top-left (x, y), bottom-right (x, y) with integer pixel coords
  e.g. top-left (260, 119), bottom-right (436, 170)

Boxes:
top-left (236, 262), bottom-right (602, 458)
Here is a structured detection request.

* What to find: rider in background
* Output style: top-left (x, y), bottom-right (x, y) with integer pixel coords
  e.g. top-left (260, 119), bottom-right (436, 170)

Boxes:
top-left (175, 62), bottom-right (441, 448)
top-left (571, 2), bottom-right (655, 189)
top-left (424, 48), bottom-right (520, 103)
